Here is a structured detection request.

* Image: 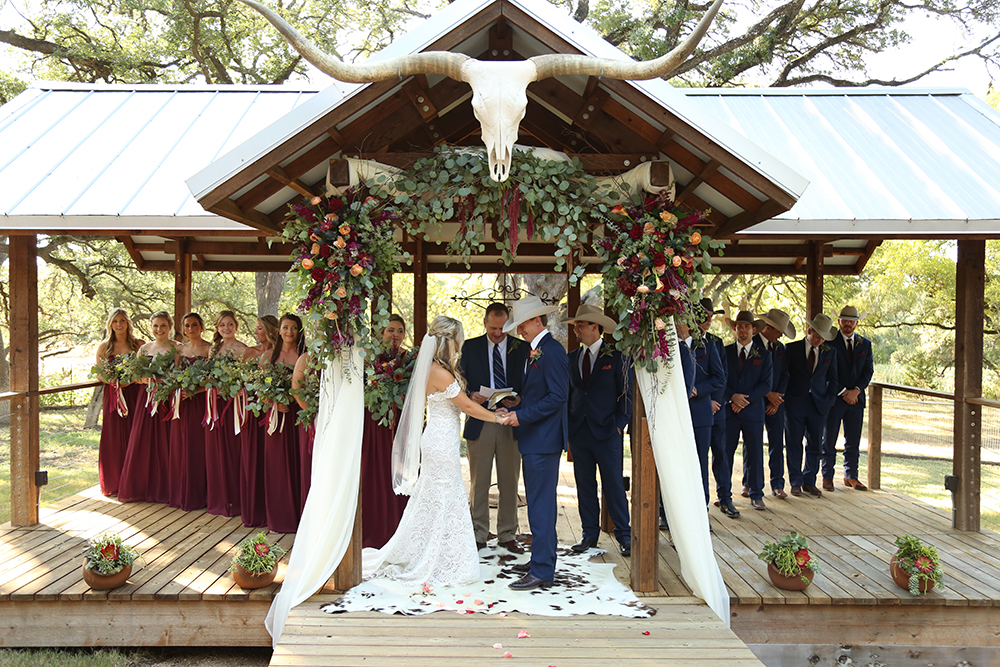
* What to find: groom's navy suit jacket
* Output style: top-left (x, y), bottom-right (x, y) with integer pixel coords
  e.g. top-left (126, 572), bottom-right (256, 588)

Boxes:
top-left (460, 333), bottom-right (529, 441)
top-left (515, 332), bottom-right (569, 453)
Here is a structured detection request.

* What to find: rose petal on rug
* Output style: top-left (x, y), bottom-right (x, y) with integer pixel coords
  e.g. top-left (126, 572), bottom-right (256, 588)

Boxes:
top-left (321, 546), bottom-right (656, 618)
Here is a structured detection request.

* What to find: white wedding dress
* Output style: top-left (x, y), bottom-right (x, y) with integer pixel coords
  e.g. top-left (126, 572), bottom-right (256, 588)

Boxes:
top-left (361, 380), bottom-right (481, 586)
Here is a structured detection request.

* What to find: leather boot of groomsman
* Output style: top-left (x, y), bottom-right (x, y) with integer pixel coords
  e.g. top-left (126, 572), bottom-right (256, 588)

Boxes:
top-left (563, 305), bottom-right (633, 557)
top-left (756, 309), bottom-right (795, 499)
top-left (460, 303), bottom-right (530, 553)
top-left (823, 306), bottom-right (874, 491)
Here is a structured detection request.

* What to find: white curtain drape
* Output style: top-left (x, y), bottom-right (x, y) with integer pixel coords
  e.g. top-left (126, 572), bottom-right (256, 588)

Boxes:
top-left (634, 324), bottom-right (730, 625)
top-left (265, 347), bottom-right (365, 646)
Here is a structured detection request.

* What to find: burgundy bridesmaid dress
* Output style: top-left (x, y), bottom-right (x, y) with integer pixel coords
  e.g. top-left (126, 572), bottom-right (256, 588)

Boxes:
top-left (297, 420), bottom-right (315, 515)
top-left (205, 392), bottom-right (241, 516)
top-left (168, 357), bottom-right (208, 511)
top-left (360, 406), bottom-right (407, 549)
top-left (119, 386), bottom-right (172, 504)
top-left (97, 355), bottom-right (141, 496)
top-left (263, 401), bottom-right (301, 533)
top-left (240, 401), bottom-right (267, 527)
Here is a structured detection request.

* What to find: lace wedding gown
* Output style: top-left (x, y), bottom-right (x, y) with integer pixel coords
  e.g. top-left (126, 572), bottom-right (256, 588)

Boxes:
top-left (361, 380), bottom-right (481, 586)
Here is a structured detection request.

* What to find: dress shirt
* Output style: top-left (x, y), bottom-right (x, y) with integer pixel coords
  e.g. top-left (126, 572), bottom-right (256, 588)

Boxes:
top-left (488, 336), bottom-right (509, 389)
top-left (578, 338), bottom-right (602, 377)
top-left (525, 329), bottom-right (550, 374)
top-left (737, 342), bottom-right (753, 360)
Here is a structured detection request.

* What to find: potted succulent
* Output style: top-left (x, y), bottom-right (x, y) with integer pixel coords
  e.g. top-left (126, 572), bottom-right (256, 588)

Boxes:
top-left (82, 532), bottom-right (142, 590)
top-left (231, 532), bottom-right (286, 589)
top-left (757, 531), bottom-right (821, 590)
top-left (890, 535), bottom-right (943, 595)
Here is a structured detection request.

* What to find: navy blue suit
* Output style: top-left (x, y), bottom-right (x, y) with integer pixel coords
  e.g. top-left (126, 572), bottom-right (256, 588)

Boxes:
top-left (703, 331), bottom-right (729, 500)
top-left (784, 339), bottom-right (839, 487)
top-left (823, 331), bottom-right (874, 481)
top-left (515, 331), bottom-right (569, 581)
top-left (568, 340), bottom-right (632, 545)
top-left (461, 334), bottom-right (529, 440)
top-left (724, 341), bottom-right (772, 501)
top-left (757, 334), bottom-right (790, 491)
top-left (686, 339), bottom-right (728, 504)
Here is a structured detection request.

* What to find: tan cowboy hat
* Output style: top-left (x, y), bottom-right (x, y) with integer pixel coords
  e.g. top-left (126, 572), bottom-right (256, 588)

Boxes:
top-left (724, 310), bottom-right (756, 329)
top-left (838, 305), bottom-right (867, 321)
top-left (502, 295), bottom-right (558, 333)
top-left (806, 313), bottom-right (837, 341)
top-left (562, 303), bottom-right (618, 331)
top-left (756, 308), bottom-right (797, 339)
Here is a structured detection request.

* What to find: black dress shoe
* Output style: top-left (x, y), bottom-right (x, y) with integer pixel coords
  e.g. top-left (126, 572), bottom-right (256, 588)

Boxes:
top-left (618, 541), bottom-right (631, 557)
top-left (509, 573), bottom-right (553, 590)
top-left (719, 500), bottom-right (741, 518)
top-left (571, 537), bottom-right (599, 553)
top-left (509, 562), bottom-right (531, 574)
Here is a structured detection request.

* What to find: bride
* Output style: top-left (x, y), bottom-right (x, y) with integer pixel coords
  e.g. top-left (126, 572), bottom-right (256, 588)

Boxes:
top-left (362, 316), bottom-right (507, 587)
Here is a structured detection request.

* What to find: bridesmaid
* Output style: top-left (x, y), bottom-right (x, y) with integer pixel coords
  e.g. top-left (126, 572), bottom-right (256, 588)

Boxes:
top-left (361, 313), bottom-right (409, 548)
top-left (119, 312), bottom-right (176, 504)
top-left (240, 315), bottom-right (278, 527)
top-left (291, 351), bottom-right (315, 515)
top-left (261, 313), bottom-right (305, 533)
top-left (95, 308), bottom-right (144, 496)
top-left (205, 310), bottom-right (247, 517)
top-left (168, 312), bottom-right (211, 511)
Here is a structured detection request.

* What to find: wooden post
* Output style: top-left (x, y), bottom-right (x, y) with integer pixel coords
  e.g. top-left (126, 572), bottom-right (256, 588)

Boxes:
top-left (9, 235), bottom-right (40, 526)
top-left (174, 240), bottom-right (193, 338)
top-left (413, 237), bottom-right (427, 341)
top-left (953, 240), bottom-right (985, 532)
top-left (333, 494), bottom-right (363, 590)
top-left (630, 384), bottom-right (657, 591)
top-left (805, 241), bottom-right (824, 317)
top-left (867, 384), bottom-right (882, 491)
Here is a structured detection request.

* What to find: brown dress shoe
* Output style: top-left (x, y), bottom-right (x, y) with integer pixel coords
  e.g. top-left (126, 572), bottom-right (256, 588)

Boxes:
top-left (822, 478), bottom-right (835, 492)
top-left (843, 477), bottom-right (868, 491)
top-left (500, 539), bottom-right (525, 554)
top-left (802, 484), bottom-right (823, 497)
top-left (790, 486), bottom-right (803, 496)
top-left (772, 488), bottom-right (788, 499)
top-left (740, 486), bottom-right (750, 498)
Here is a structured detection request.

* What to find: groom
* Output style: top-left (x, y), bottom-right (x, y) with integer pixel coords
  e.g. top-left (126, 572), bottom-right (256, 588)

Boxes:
top-left (501, 295), bottom-right (568, 591)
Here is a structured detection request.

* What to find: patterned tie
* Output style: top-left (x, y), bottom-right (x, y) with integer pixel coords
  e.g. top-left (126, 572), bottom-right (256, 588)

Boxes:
top-left (582, 348), bottom-right (592, 384)
top-left (739, 347), bottom-right (747, 371)
top-left (492, 343), bottom-right (506, 389)
top-left (807, 346), bottom-right (816, 373)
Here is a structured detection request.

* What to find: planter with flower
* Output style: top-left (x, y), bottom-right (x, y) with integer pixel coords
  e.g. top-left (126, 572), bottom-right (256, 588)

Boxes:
top-left (757, 531), bottom-right (821, 590)
top-left (890, 535), bottom-right (943, 595)
top-left (82, 532), bottom-right (142, 590)
top-left (365, 345), bottom-right (420, 427)
top-left (231, 532), bottom-right (287, 589)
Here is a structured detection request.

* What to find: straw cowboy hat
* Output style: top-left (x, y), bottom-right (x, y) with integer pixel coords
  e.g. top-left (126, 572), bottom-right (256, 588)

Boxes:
top-left (724, 310), bottom-right (756, 328)
top-left (502, 295), bottom-right (559, 333)
top-left (756, 308), bottom-right (797, 339)
top-left (561, 303), bottom-right (618, 331)
top-left (838, 305), bottom-right (867, 321)
top-left (806, 313), bottom-right (838, 341)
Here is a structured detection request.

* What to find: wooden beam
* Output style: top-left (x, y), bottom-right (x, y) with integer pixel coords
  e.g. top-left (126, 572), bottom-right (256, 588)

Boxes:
top-left (630, 398), bottom-right (657, 592)
top-left (867, 384), bottom-right (882, 491)
top-left (712, 263), bottom-right (859, 276)
top-left (713, 244), bottom-right (835, 259)
top-left (233, 137), bottom-right (342, 214)
top-left (675, 159), bottom-right (721, 207)
top-left (174, 241), bottom-right (193, 338)
top-left (212, 198), bottom-right (282, 235)
top-left (413, 237), bottom-right (428, 340)
top-left (116, 235), bottom-right (146, 270)
top-left (486, 17), bottom-right (513, 59)
top-left (161, 240), bottom-right (294, 257)
top-left (266, 166), bottom-right (319, 199)
top-left (855, 240), bottom-right (882, 273)
top-left (711, 199), bottom-right (785, 239)
top-left (566, 282), bottom-right (581, 351)
top-left (140, 260), bottom-right (292, 273)
top-left (954, 239), bottom-right (985, 531)
top-left (333, 496), bottom-right (362, 591)
top-left (341, 152), bottom-right (660, 175)
top-left (9, 235), bottom-right (40, 527)
top-left (805, 241), bottom-right (825, 318)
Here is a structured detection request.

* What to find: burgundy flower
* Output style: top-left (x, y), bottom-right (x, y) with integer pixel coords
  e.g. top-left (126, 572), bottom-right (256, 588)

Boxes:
top-left (319, 244), bottom-right (333, 258)
top-left (100, 543), bottom-right (119, 562)
top-left (629, 225), bottom-right (642, 240)
top-left (254, 543), bottom-right (270, 556)
top-left (616, 276), bottom-right (637, 297)
top-left (652, 251), bottom-right (666, 266)
top-left (311, 267), bottom-right (326, 281)
top-left (328, 197), bottom-right (345, 212)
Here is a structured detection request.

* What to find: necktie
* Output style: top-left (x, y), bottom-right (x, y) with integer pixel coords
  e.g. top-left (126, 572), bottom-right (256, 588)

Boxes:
top-left (492, 343), bottom-right (506, 389)
top-left (582, 348), bottom-right (592, 383)
top-left (807, 346), bottom-right (816, 373)
top-left (769, 342), bottom-right (775, 353)
top-left (847, 337), bottom-right (854, 360)
top-left (739, 347), bottom-right (747, 371)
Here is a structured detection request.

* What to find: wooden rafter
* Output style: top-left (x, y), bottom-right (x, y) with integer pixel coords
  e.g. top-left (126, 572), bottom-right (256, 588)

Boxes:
top-left (855, 240), bottom-right (881, 273)
top-left (212, 198), bottom-right (281, 234)
top-left (675, 159), bottom-right (721, 206)
top-left (266, 166), bottom-right (319, 199)
top-left (115, 235), bottom-right (146, 270)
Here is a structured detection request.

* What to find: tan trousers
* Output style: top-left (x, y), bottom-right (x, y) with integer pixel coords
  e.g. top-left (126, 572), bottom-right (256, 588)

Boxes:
top-left (467, 421), bottom-right (521, 543)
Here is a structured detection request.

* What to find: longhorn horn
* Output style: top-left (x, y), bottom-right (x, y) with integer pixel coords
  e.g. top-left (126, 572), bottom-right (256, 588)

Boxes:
top-left (531, 0), bottom-right (723, 81)
top-left (239, 0), bottom-right (470, 82)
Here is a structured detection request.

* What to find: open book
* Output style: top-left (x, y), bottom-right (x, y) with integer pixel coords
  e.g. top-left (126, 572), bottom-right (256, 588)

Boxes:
top-left (488, 389), bottom-right (518, 410)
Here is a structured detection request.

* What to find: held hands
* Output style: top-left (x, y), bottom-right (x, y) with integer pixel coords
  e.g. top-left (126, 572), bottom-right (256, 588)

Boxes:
top-left (494, 408), bottom-right (519, 427)
top-left (731, 393), bottom-right (750, 413)
top-left (843, 388), bottom-right (861, 405)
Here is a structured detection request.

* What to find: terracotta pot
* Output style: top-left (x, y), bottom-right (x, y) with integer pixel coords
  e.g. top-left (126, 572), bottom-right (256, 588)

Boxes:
top-left (232, 562), bottom-right (277, 589)
top-left (767, 562), bottom-right (814, 590)
top-left (82, 563), bottom-right (132, 590)
top-left (890, 554), bottom-right (936, 594)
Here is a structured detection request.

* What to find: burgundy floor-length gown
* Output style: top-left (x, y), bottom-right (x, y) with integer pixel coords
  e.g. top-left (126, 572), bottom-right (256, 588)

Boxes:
top-left (205, 392), bottom-right (242, 517)
top-left (168, 357), bottom-right (208, 511)
top-left (297, 420), bottom-right (315, 515)
top-left (97, 357), bottom-right (141, 496)
top-left (119, 387), bottom-right (172, 504)
top-left (240, 400), bottom-right (267, 527)
top-left (263, 400), bottom-right (301, 533)
top-left (361, 406), bottom-right (407, 549)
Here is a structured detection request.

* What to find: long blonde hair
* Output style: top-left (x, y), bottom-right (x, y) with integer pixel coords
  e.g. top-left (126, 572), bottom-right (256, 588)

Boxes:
top-left (427, 315), bottom-right (466, 391)
top-left (258, 315), bottom-right (280, 349)
top-left (210, 310), bottom-right (239, 358)
top-left (97, 308), bottom-right (142, 360)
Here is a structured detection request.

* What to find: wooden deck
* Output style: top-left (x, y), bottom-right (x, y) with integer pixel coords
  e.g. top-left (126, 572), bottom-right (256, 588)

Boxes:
top-left (1, 460), bottom-right (1000, 652)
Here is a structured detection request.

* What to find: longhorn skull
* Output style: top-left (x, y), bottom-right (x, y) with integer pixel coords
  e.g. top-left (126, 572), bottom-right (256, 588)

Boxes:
top-left (240, 0), bottom-right (723, 182)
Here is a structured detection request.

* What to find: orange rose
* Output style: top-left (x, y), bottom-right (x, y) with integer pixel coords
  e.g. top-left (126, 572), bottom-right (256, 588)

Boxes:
top-left (339, 224), bottom-right (351, 235)
top-left (325, 213), bottom-right (338, 222)
top-left (350, 264), bottom-right (364, 276)
top-left (690, 232), bottom-right (702, 245)
top-left (672, 255), bottom-right (682, 267)
top-left (660, 211), bottom-right (678, 225)
top-left (335, 286), bottom-right (347, 298)
top-left (311, 196), bottom-right (323, 205)
top-left (334, 236), bottom-right (346, 249)
top-left (666, 247), bottom-right (675, 256)
top-left (654, 318), bottom-right (666, 330)
top-left (325, 311), bottom-right (338, 320)
top-left (311, 243), bottom-right (320, 255)
top-left (643, 222), bottom-right (656, 234)
top-left (301, 258), bottom-right (314, 270)
top-left (637, 285), bottom-right (650, 293)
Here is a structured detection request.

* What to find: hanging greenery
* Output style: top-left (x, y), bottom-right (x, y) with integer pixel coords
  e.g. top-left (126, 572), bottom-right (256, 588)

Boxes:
top-left (375, 145), bottom-right (620, 285)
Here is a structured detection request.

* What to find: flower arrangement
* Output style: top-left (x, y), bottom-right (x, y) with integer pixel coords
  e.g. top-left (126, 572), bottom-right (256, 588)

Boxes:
top-left (129, 350), bottom-right (176, 395)
top-left (757, 531), bottom-right (821, 584)
top-left (283, 187), bottom-right (402, 365)
top-left (248, 362), bottom-right (294, 434)
top-left (364, 346), bottom-right (419, 427)
top-left (892, 534), bottom-right (944, 595)
top-left (90, 352), bottom-right (135, 385)
top-left (293, 364), bottom-right (323, 428)
top-left (231, 532), bottom-right (286, 576)
top-left (597, 190), bottom-right (723, 372)
top-left (83, 532), bottom-right (142, 576)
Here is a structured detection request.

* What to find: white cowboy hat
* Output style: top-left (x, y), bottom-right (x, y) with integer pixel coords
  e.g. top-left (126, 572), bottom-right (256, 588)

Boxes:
top-left (756, 308), bottom-right (797, 339)
top-left (838, 305), bottom-right (867, 321)
top-left (561, 303), bottom-right (618, 331)
top-left (806, 313), bottom-right (837, 341)
top-left (502, 295), bottom-right (558, 333)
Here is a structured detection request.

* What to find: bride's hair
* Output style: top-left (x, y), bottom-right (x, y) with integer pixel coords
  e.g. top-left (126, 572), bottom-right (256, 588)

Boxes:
top-left (427, 315), bottom-right (466, 391)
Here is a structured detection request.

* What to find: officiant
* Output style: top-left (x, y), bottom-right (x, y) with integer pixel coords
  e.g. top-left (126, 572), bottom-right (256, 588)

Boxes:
top-left (460, 302), bottom-right (530, 553)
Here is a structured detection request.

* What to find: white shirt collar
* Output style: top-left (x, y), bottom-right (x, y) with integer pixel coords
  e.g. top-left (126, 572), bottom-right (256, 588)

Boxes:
top-left (530, 329), bottom-right (549, 350)
top-left (683, 336), bottom-right (693, 348)
top-left (737, 341), bottom-right (753, 355)
top-left (582, 338), bottom-right (602, 356)
top-left (488, 336), bottom-right (508, 353)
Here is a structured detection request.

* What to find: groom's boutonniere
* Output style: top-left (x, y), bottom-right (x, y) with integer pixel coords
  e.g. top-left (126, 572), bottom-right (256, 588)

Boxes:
top-left (529, 348), bottom-right (543, 364)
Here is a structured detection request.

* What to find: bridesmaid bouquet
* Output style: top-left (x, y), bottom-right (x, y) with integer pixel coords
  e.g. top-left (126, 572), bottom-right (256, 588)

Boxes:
top-left (90, 352), bottom-right (136, 417)
top-left (204, 356), bottom-right (256, 431)
top-left (250, 362), bottom-right (294, 434)
top-left (293, 369), bottom-right (322, 428)
top-left (364, 346), bottom-right (419, 427)
top-left (129, 352), bottom-right (177, 415)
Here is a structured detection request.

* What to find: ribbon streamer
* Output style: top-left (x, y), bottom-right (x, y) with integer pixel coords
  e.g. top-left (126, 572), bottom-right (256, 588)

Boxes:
top-left (172, 388), bottom-right (182, 421)
top-left (111, 382), bottom-right (128, 418)
top-left (234, 391), bottom-right (247, 436)
top-left (266, 403), bottom-right (285, 436)
top-left (203, 387), bottom-right (219, 430)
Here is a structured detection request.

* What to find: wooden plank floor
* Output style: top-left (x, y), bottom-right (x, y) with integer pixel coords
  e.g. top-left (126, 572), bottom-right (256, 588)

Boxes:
top-left (271, 596), bottom-right (765, 667)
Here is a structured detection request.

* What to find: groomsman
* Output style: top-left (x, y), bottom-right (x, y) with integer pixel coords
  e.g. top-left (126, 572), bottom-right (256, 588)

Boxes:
top-left (461, 303), bottom-right (530, 552)
top-left (563, 305), bottom-right (633, 556)
top-left (823, 305), bottom-right (874, 491)
top-left (722, 310), bottom-right (773, 511)
top-left (697, 299), bottom-right (731, 519)
top-left (785, 313), bottom-right (839, 497)
top-left (755, 309), bottom-right (795, 499)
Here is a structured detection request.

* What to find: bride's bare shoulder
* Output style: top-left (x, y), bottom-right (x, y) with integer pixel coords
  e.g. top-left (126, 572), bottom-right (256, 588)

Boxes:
top-left (427, 362), bottom-right (456, 393)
